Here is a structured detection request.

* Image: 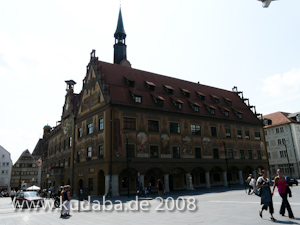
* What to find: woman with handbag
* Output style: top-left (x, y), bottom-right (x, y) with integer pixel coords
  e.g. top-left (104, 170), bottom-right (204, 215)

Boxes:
top-left (257, 170), bottom-right (276, 221)
top-left (272, 169), bottom-right (294, 219)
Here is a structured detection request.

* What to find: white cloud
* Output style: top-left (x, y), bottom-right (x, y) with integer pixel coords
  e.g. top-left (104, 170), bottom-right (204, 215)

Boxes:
top-left (259, 69), bottom-right (300, 97)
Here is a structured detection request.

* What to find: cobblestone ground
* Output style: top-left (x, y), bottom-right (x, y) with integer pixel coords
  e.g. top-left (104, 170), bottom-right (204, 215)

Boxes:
top-left (1, 185), bottom-right (300, 225)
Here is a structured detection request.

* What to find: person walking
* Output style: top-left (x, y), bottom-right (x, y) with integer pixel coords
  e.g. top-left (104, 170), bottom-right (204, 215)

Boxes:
top-left (249, 175), bottom-right (257, 195)
top-left (62, 185), bottom-right (71, 217)
top-left (157, 179), bottom-right (165, 201)
top-left (60, 186), bottom-right (66, 217)
top-left (257, 170), bottom-right (276, 221)
top-left (247, 174), bottom-right (253, 195)
top-left (10, 189), bottom-right (16, 203)
top-left (272, 169), bottom-right (294, 219)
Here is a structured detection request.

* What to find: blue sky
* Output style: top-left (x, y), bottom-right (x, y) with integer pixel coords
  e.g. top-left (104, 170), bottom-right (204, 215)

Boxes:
top-left (1, 0), bottom-right (300, 163)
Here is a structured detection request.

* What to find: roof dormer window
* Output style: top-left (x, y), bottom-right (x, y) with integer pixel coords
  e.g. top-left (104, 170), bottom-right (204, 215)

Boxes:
top-left (181, 89), bottom-right (190, 97)
top-left (145, 81), bottom-right (156, 91)
top-left (197, 92), bottom-right (206, 101)
top-left (211, 95), bottom-right (219, 103)
top-left (130, 91), bottom-right (142, 103)
top-left (172, 99), bottom-right (183, 110)
top-left (206, 105), bottom-right (215, 115)
top-left (152, 95), bottom-right (164, 107)
top-left (220, 107), bottom-right (229, 117)
top-left (225, 98), bottom-right (232, 106)
top-left (164, 85), bottom-right (174, 95)
top-left (189, 101), bottom-right (200, 112)
top-left (125, 77), bottom-right (135, 87)
top-left (233, 110), bottom-right (243, 119)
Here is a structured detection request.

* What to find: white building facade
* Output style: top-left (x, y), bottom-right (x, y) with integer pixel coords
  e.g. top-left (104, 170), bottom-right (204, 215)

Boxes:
top-left (264, 112), bottom-right (300, 179)
top-left (0, 145), bottom-right (13, 191)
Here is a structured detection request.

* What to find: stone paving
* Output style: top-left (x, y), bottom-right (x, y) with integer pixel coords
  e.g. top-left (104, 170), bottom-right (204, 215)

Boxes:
top-left (1, 185), bottom-right (300, 225)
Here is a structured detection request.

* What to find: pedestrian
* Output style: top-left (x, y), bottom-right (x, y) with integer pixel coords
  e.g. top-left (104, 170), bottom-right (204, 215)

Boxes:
top-left (249, 175), bottom-right (257, 194)
top-left (10, 189), bottom-right (16, 203)
top-left (257, 170), bottom-right (276, 221)
top-left (272, 169), bottom-right (294, 219)
top-left (247, 174), bottom-right (253, 195)
top-left (62, 185), bottom-right (71, 217)
top-left (157, 179), bottom-right (165, 200)
top-left (60, 186), bottom-right (66, 217)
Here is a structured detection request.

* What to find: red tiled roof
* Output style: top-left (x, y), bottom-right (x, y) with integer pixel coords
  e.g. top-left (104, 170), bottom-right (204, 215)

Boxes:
top-left (263, 112), bottom-right (293, 128)
top-left (98, 61), bottom-right (261, 124)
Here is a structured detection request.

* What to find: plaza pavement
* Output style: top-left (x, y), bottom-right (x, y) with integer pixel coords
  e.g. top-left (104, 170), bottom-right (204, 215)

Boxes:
top-left (1, 184), bottom-right (300, 225)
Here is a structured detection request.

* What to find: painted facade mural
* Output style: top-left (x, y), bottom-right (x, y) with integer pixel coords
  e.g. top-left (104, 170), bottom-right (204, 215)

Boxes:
top-left (137, 132), bottom-right (148, 154)
top-left (182, 136), bottom-right (193, 155)
top-left (161, 134), bottom-right (170, 154)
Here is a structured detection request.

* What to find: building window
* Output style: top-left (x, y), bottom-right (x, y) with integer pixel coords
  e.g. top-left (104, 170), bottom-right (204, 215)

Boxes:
top-left (257, 150), bottom-right (262, 159)
top-left (211, 127), bottom-right (217, 137)
top-left (211, 96), bottom-right (219, 103)
top-left (173, 147), bottom-right (180, 158)
top-left (146, 81), bottom-right (156, 91)
top-left (213, 148), bottom-right (219, 159)
top-left (265, 131), bottom-right (267, 136)
top-left (195, 148), bottom-right (201, 158)
top-left (150, 146), bottom-right (159, 158)
top-left (206, 105), bottom-right (215, 115)
top-left (225, 99), bottom-right (232, 106)
top-left (98, 145), bottom-right (104, 158)
top-left (266, 141), bottom-right (269, 147)
top-left (240, 150), bottom-right (245, 159)
top-left (87, 123), bottom-right (93, 135)
top-left (89, 178), bottom-right (94, 191)
top-left (78, 128), bottom-right (82, 138)
top-left (268, 152), bottom-right (271, 159)
top-left (127, 144), bottom-right (135, 158)
top-left (197, 93), bottom-right (206, 101)
top-left (172, 99), bottom-right (183, 109)
top-left (125, 78), bottom-right (135, 87)
top-left (237, 130), bottom-right (242, 139)
top-left (181, 89), bottom-right (190, 97)
top-left (245, 131), bottom-right (250, 139)
top-left (123, 117), bottom-right (136, 130)
top-left (225, 128), bottom-right (231, 138)
top-left (132, 93), bottom-right (142, 103)
top-left (254, 132), bottom-right (261, 140)
top-left (247, 150), bottom-right (253, 159)
top-left (170, 122), bottom-right (180, 134)
top-left (190, 103), bottom-right (199, 112)
top-left (164, 85), bottom-right (174, 94)
top-left (69, 137), bottom-right (72, 147)
top-left (228, 149), bottom-right (233, 159)
top-left (277, 139), bottom-right (282, 145)
top-left (99, 118), bottom-right (104, 131)
top-left (87, 146), bottom-right (92, 158)
top-left (279, 151), bottom-right (287, 158)
top-left (191, 125), bottom-right (201, 135)
top-left (148, 120), bottom-right (159, 132)
top-left (280, 127), bottom-right (284, 132)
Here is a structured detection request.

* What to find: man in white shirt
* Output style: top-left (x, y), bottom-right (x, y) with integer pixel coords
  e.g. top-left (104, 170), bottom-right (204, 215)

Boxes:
top-left (10, 189), bottom-right (16, 203)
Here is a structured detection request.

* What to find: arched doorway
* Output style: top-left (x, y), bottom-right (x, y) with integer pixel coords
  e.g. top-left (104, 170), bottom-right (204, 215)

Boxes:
top-left (169, 168), bottom-right (186, 190)
top-left (191, 167), bottom-right (207, 188)
top-left (98, 170), bottom-right (105, 196)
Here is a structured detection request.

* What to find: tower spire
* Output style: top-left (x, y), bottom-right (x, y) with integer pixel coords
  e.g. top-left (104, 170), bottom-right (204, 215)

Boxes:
top-left (114, 7), bottom-right (127, 64)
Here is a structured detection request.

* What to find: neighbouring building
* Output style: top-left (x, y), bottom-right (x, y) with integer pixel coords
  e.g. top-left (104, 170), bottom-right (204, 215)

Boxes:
top-left (263, 111), bottom-right (300, 179)
top-left (37, 8), bottom-right (269, 197)
top-left (10, 150), bottom-right (40, 190)
top-left (0, 145), bottom-right (12, 192)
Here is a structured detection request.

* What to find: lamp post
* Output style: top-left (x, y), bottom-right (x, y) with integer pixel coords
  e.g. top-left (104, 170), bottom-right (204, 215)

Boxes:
top-left (283, 140), bottom-right (292, 177)
top-left (221, 139), bottom-right (230, 188)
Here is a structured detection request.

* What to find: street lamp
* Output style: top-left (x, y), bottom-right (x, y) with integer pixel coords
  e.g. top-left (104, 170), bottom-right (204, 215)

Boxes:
top-left (221, 139), bottom-right (230, 188)
top-left (282, 140), bottom-right (292, 177)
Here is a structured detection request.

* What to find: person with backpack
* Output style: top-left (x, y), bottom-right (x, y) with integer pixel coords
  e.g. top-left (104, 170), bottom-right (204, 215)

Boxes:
top-left (272, 169), bottom-right (294, 219)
